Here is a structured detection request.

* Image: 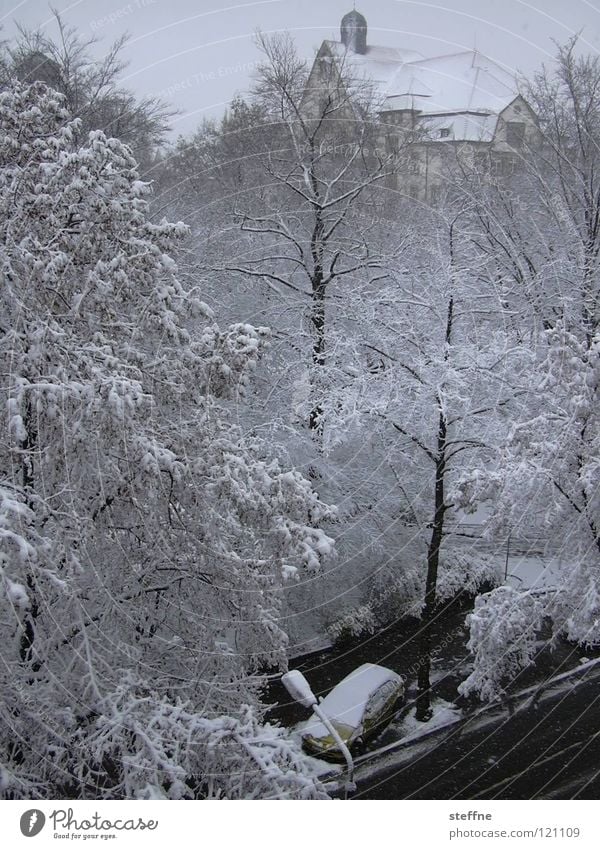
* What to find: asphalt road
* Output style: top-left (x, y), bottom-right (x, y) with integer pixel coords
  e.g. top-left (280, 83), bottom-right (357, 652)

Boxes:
top-left (350, 659), bottom-right (600, 799)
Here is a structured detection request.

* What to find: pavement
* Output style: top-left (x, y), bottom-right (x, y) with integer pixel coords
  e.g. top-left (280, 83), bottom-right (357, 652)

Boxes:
top-left (338, 657), bottom-right (600, 799)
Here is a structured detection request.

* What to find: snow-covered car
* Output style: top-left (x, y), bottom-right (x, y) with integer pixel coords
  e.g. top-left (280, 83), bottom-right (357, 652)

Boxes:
top-left (301, 663), bottom-right (404, 761)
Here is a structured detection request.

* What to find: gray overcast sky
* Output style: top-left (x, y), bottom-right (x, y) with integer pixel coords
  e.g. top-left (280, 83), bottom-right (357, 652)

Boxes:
top-left (1, 0), bottom-right (599, 138)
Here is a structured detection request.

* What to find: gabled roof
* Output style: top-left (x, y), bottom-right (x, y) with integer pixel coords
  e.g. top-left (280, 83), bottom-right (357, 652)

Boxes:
top-left (323, 39), bottom-right (423, 96)
top-left (322, 40), bottom-right (519, 129)
top-left (385, 51), bottom-right (518, 115)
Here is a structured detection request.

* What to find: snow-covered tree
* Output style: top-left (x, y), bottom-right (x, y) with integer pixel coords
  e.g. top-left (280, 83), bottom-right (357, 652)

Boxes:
top-left (456, 42), bottom-right (600, 699)
top-left (217, 32), bottom-right (403, 435)
top-left (5, 10), bottom-right (171, 171)
top-left (323, 204), bottom-right (527, 718)
top-left (153, 33), bottom-right (422, 645)
top-left (458, 586), bottom-right (543, 702)
top-left (0, 80), bottom-right (333, 799)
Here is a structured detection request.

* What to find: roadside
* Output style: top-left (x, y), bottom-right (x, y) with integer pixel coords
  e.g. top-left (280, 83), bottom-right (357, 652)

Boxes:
top-left (345, 657), bottom-right (600, 799)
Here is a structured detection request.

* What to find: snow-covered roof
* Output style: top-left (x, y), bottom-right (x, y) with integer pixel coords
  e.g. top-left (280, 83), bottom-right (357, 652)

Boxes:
top-left (324, 40), bottom-right (424, 94)
top-left (385, 51), bottom-right (518, 115)
top-left (323, 40), bottom-right (519, 139)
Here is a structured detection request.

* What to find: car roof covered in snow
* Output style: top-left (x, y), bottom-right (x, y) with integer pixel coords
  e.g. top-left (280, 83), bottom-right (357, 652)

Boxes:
top-left (301, 663), bottom-right (402, 738)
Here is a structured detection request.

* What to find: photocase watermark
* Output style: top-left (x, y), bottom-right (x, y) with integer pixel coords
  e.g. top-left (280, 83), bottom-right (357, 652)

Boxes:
top-left (405, 631), bottom-right (457, 677)
top-left (89, 0), bottom-right (156, 33)
top-left (20, 810), bottom-right (46, 837)
top-left (18, 808), bottom-right (158, 839)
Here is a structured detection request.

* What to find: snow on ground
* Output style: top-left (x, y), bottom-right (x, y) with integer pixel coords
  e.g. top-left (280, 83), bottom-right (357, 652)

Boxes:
top-left (453, 504), bottom-right (565, 594)
top-left (394, 699), bottom-right (462, 744)
top-left (475, 550), bottom-right (563, 593)
top-left (502, 554), bottom-right (563, 592)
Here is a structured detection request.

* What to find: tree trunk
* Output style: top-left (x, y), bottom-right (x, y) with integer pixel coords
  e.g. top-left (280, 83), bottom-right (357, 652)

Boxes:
top-left (309, 275), bottom-right (326, 433)
top-left (309, 184), bottom-right (326, 434)
top-left (415, 296), bottom-right (453, 722)
top-left (415, 411), bottom-right (447, 721)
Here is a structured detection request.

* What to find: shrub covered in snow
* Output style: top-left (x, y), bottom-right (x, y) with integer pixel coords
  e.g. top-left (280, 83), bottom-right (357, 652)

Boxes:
top-left (458, 586), bottom-right (544, 702)
top-left (547, 561), bottom-right (600, 647)
top-left (436, 551), bottom-right (501, 604)
top-left (327, 604), bottom-right (378, 644)
top-left (327, 551), bottom-right (501, 648)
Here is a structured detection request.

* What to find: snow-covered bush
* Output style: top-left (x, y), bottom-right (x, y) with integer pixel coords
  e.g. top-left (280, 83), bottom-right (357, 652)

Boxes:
top-left (327, 604), bottom-right (378, 645)
top-left (364, 550), bottom-right (500, 631)
top-left (436, 551), bottom-right (501, 604)
top-left (458, 587), bottom-right (544, 702)
top-left (455, 322), bottom-right (600, 681)
top-left (0, 81), bottom-right (333, 799)
top-left (549, 561), bottom-right (600, 647)
top-left (324, 549), bottom-right (501, 649)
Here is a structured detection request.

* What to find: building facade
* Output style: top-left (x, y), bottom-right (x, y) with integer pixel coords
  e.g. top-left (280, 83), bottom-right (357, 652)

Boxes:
top-left (307, 10), bottom-right (539, 203)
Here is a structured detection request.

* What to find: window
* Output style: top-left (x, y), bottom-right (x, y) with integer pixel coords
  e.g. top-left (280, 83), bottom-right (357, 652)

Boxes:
top-left (407, 152), bottom-right (420, 174)
top-left (386, 134), bottom-right (400, 155)
top-left (474, 151), bottom-right (489, 171)
top-left (439, 127), bottom-right (451, 139)
top-left (506, 121), bottom-right (525, 148)
top-left (491, 154), bottom-right (516, 177)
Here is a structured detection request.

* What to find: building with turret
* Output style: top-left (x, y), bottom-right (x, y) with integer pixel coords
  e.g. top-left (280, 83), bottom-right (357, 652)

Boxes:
top-left (306, 9), bottom-right (539, 202)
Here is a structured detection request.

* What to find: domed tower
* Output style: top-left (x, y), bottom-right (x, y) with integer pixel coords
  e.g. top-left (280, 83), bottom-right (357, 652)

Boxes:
top-left (340, 9), bottom-right (367, 54)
